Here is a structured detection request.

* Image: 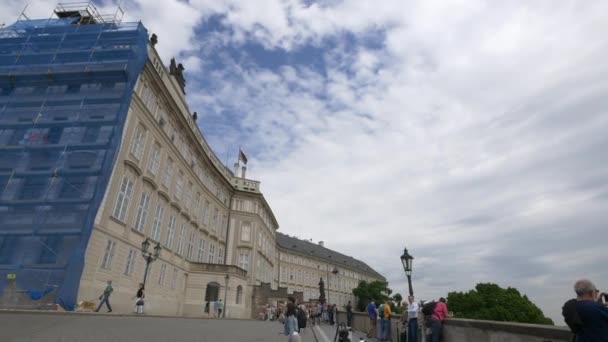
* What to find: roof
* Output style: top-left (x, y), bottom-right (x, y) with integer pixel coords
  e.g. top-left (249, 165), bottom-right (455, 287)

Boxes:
top-left (276, 232), bottom-right (385, 281)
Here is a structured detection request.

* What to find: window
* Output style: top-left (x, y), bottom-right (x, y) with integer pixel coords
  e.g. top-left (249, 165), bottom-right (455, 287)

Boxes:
top-left (236, 285), bottom-right (243, 304)
top-left (185, 182), bottom-right (192, 209)
top-left (176, 224), bottom-right (186, 255)
top-left (239, 253), bottom-right (249, 271)
top-left (134, 191), bottom-right (151, 232)
top-left (241, 222), bottom-right (251, 242)
top-left (158, 263), bottom-right (167, 286)
top-left (147, 143), bottom-right (161, 175)
top-left (100, 240), bottom-right (116, 269)
top-left (162, 158), bottom-right (173, 187)
top-left (166, 215), bottom-right (176, 249)
top-left (208, 243), bottom-right (215, 264)
top-left (112, 175), bottom-right (134, 222)
top-left (211, 208), bottom-right (218, 233)
top-left (124, 249), bottom-right (136, 276)
top-left (130, 124), bottom-right (146, 160)
top-left (150, 203), bottom-right (164, 241)
top-left (175, 171), bottom-right (184, 200)
top-left (59, 177), bottom-right (87, 199)
top-left (186, 230), bottom-right (195, 260)
top-left (197, 239), bottom-right (206, 262)
top-left (202, 200), bottom-right (210, 225)
top-left (171, 268), bottom-right (178, 289)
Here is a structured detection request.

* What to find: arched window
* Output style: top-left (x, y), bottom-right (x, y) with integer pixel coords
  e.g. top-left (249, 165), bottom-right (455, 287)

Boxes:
top-left (205, 282), bottom-right (220, 302)
top-left (236, 285), bottom-right (243, 304)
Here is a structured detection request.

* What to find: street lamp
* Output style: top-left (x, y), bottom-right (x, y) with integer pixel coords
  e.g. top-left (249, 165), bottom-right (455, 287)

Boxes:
top-left (223, 274), bottom-right (229, 318)
top-left (400, 246), bottom-right (414, 296)
top-left (141, 238), bottom-right (161, 287)
top-left (327, 265), bottom-right (339, 304)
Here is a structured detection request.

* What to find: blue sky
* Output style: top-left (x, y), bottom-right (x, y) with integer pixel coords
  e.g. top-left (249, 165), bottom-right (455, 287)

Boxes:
top-left (3, 0), bottom-right (608, 323)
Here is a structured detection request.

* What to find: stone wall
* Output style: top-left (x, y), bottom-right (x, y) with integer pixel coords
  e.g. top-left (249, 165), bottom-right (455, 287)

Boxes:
top-left (336, 311), bottom-right (572, 342)
top-left (250, 282), bottom-right (303, 319)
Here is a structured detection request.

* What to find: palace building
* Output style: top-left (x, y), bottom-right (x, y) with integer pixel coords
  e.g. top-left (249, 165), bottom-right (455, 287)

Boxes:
top-left (0, 2), bottom-right (384, 317)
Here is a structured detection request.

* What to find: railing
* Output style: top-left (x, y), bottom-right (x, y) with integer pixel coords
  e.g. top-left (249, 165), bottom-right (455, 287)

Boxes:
top-left (188, 263), bottom-right (247, 278)
top-left (232, 177), bottom-right (260, 193)
top-left (336, 311), bottom-right (571, 342)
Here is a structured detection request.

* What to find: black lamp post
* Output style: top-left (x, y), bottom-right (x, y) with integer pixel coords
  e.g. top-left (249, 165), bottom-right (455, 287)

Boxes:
top-left (141, 238), bottom-right (161, 287)
top-left (400, 247), bottom-right (414, 296)
top-left (223, 274), bottom-right (229, 318)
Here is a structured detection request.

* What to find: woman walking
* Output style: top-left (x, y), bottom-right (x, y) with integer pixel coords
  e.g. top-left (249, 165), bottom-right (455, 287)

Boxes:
top-left (134, 283), bottom-right (145, 314)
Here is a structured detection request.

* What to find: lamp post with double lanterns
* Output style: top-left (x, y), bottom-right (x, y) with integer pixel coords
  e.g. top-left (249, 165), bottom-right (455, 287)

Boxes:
top-left (400, 246), bottom-right (414, 296)
top-left (223, 274), bottom-right (229, 318)
top-left (141, 238), bottom-right (162, 287)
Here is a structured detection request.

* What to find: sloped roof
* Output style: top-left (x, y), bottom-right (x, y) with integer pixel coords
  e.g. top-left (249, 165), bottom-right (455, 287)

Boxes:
top-left (276, 232), bottom-right (385, 281)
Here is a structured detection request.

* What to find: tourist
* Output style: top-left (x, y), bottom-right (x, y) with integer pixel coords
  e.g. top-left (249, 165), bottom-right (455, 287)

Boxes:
top-left (566, 279), bottom-right (608, 341)
top-left (381, 300), bottom-right (392, 341)
top-left (429, 298), bottom-right (448, 342)
top-left (366, 298), bottom-right (377, 338)
top-left (134, 283), bottom-right (145, 314)
top-left (217, 299), bottom-right (224, 318)
top-left (95, 280), bottom-right (113, 313)
top-left (346, 300), bottom-right (354, 327)
top-left (284, 304), bottom-right (301, 342)
top-left (406, 296), bottom-right (420, 342)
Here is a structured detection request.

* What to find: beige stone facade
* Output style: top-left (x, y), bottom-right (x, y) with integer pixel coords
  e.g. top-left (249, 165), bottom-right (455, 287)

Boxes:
top-left (76, 38), bottom-right (382, 318)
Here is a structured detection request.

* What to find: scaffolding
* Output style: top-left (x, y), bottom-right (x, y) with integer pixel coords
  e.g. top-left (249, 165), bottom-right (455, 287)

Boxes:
top-left (0, 5), bottom-right (148, 310)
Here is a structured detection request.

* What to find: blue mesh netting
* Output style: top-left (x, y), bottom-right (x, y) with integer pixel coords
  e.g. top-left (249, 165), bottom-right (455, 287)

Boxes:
top-left (0, 18), bottom-right (148, 310)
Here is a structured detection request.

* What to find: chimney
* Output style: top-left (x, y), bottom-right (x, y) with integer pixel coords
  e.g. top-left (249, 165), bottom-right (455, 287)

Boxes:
top-left (241, 166), bottom-right (247, 179)
top-left (318, 241), bottom-right (324, 247)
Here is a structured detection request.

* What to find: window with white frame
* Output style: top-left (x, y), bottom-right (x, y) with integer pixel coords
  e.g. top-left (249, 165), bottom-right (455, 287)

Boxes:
top-left (197, 238), bottom-right (206, 262)
top-left (158, 263), bottom-right (166, 286)
top-left (134, 191), bottom-right (151, 232)
top-left (208, 243), bottom-right (215, 264)
top-left (147, 143), bottom-right (161, 175)
top-left (176, 223), bottom-right (186, 255)
top-left (165, 215), bottom-right (176, 249)
top-left (217, 247), bottom-right (224, 264)
top-left (239, 253), bottom-right (249, 271)
top-left (175, 170), bottom-right (184, 200)
top-left (171, 268), bottom-right (178, 289)
top-left (100, 240), bottom-right (116, 269)
top-left (112, 175), bottom-right (134, 222)
top-left (151, 203), bottom-right (164, 241)
top-left (211, 207), bottom-right (218, 232)
top-left (162, 158), bottom-right (173, 188)
top-left (186, 230), bottom-right (195, 260)
top-left (130, 124), bottom-right (146, 160)
top-left (124, 249), bottom-right (136, 276)
top-left (241, 222), bottom-right (251, 241)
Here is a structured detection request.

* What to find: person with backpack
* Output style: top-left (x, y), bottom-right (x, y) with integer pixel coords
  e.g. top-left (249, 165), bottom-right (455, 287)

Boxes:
top-left (563, 279), bottom-right (608, 342)
top-left (296, 304), bottom-right (307, 333)
top-left (377, 301), bottom-right (385, 339)
top-left (284, 304), bottom-right (301, 342)
top-left (425, 298), bottom-right (447, 342)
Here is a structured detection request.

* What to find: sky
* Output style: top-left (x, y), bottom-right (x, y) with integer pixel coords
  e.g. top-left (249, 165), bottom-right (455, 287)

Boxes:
top-left (2, 0), bottom-right (607, 324)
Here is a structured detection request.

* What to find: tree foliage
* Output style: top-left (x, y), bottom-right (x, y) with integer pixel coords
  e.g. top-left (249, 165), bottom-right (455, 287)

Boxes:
top-left (447, 283), bottom-right (554, 325)
top-left (393, 293), bottom-right (403, 305)
top-left (352, 280), bottom-right (389, 312)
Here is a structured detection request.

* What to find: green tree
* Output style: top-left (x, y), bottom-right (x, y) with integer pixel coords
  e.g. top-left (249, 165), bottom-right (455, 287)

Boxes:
top-left (393, 293), bottom-right (403, 305)
top-left (447, 283), bottom-right (554, 325)
top-left (352, 280), bottom-right (390, 312)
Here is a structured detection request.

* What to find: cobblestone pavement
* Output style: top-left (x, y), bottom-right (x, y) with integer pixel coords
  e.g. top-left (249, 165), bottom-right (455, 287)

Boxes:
top-left (0, 312), bottom-right (373, 342)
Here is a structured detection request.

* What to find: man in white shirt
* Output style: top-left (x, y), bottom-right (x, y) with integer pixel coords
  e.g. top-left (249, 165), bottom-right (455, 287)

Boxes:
top-left (407, 296), bottom-right (420, 342)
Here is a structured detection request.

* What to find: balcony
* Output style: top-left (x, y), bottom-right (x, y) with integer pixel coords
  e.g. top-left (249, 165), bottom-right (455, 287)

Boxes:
top-left (188, 263), bottom-right (247, 278)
